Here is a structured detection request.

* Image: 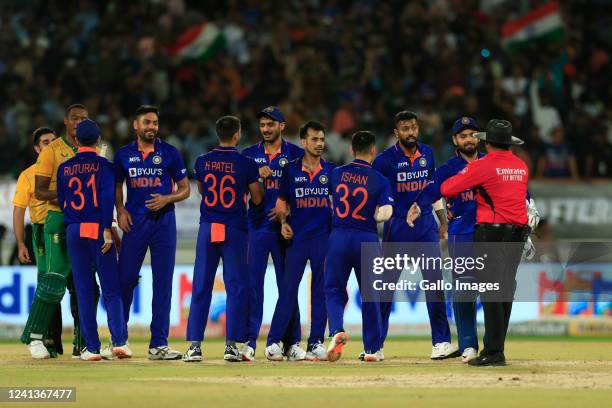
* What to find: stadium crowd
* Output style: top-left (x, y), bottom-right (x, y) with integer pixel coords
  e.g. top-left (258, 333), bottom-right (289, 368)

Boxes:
top-left (0, 0), bottom-right (611, 179)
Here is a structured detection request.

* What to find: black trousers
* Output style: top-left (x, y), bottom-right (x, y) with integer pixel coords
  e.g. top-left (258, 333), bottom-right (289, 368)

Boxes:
top-left (473, 223), bottom-right (529, 354)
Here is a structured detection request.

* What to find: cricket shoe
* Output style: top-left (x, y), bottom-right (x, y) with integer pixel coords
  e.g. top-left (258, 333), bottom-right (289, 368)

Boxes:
top-left (461, 347), bottom-right (478, 363)
top-left (182, 344), bottom-right (203, 362)
top-left (101, 343), bottom-right (115, 360)
top-left (240, 344), bottom-right (256, 361)
top-left (468, 352), bottom-right (506, 367)
top-left (80, 349), bottom-right (102, 361)
top-left (264, 343), bottom-right (284, 361)
top-left (363, 350), bottom-right (383, 362)
top-left (27, 340), bottom-right (50, 359)
top-left (148, 345), bottom-right (182, 360)
top-left (358, 348), bottom-right (384, 361)
top-left (326, 332), bottom-right (348, 362)
top-left (113, 343), bottom-right (133, 359)
top-left (285, 344), bottom-right (306, 361)
top-left (431, 342), bottom-right (460, 360)
top-left (305, 342), bottom-right (327, 361)
top-left (224, 343), bottom-right (242, 362)
top-left (72, 346), bottom-right (85, 359)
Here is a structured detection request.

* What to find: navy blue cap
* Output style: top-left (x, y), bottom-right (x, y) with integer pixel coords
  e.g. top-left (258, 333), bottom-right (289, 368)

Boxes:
top-left (452, 117), bottom-right (479, 136)
top-left (76, 119), bottom-right (101, 144)
top-left (256, 106), bottom-right (285, 122)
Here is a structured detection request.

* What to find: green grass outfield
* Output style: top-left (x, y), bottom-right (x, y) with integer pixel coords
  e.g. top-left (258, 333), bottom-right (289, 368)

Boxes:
top-left (1, 337), bottom-right (611, 408)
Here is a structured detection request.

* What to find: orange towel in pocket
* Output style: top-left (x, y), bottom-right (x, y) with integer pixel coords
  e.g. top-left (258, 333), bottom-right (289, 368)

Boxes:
top-left (210, 223), bottom-right (226, 243)
top-left (80, 222), bottom-right (100, 240)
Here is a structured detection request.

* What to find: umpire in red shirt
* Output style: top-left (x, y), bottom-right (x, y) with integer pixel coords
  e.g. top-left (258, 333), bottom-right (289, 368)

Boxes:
top-left (439, 119), bottom-right (529, 366)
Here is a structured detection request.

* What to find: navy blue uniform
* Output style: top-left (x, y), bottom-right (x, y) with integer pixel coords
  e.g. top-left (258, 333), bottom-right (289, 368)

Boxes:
top-left (57, 147), bottom-right (126, 352)
top-left (325, 159), bottom-right (393, 353)
top-left (242, 139), bottom-right (303, 349)
top-left (186, 146), bottom-right (260, 344)
top-left (114, 138), bottom-right (187, 348)
top-left (267, 158), bottom-right (336, 346)
top-left (373, 143), bottom-right (451, 347)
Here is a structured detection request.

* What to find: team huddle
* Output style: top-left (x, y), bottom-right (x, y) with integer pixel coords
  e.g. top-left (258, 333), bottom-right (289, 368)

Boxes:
top-left (14, 103), bottom-right (538, 366)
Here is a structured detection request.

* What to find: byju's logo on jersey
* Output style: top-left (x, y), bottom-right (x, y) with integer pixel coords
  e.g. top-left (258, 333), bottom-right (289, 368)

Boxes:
top-left (129, 156), bottom-right (141, 163)
top-left (152, 155), bottom-right (162, 165)
top-left (319, 174), bottom-right (328, 184)
top-left (295, 188), bottom-right (304, 198)
top-left (279, 157), bottom-right (289, 167)
top-left (419, 157), bottom-right (427, 167)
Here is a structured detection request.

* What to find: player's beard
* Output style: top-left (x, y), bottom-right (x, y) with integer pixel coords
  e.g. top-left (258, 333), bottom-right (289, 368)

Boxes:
top-left (262, 130), bottom-right (280, 143)
top-left (457, 143), bottom-right (477, 157)
top-left (139, 130), bottom-right (157, 143)
top-left (399, 137), bottom-right (417, 150)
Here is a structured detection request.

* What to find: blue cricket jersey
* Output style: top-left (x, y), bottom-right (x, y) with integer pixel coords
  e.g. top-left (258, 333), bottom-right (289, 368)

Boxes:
top-left (57, 148), bottom-right (115, 228)
top-left (114, 138), bottom-right (187, 215)
top-left (242, 139), bottom-right (304, 232)
top-left (373, 142), bottom-right (436, 219)
top-left (193, 146), bottom-right (260, 231)
top-left (278, 158), bottom-right (336, 241)
top-left (416, 150), bottom-right (485, 235)
top-left (329, 159), bottom-right (393, 233)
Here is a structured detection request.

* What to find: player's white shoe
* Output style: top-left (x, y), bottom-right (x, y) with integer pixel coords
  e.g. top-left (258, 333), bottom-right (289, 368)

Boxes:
top-left (240, 344), bottom-right (256, 362)
top-left (148, 345), bottom-right (182, 360)
top-left (27, 340), bottom-right (50, 359)
top-left (461, 347), bottom-right (478, 363)
top-left (326, 332), bottom-right (348, 362)
top-left (431, 342), bottom-right (460, 360)
top-left (363, 350), bottom-right (383, 362)
top-left (223, 343), bottom-right (242, 362)
top-left (113, 343), bottom-right (133, 359)
top-left (286, 344), bottom-right (306, 361)
top-left (80, 349), bottom-right (102, 361)
top-left (305, 342), bottom-right (327, 361)
top-left (182, 344), bottom-right (203, 362)
top-left (101, 344), bottom-right (115, 360)
top-left (264, 343), bottom-right (284, 361)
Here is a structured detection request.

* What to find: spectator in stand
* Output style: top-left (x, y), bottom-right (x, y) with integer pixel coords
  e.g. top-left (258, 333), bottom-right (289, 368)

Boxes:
top-left (535, 126), bottom-right (579, 180)
top-left (585, 127), bottom-right (612, 179)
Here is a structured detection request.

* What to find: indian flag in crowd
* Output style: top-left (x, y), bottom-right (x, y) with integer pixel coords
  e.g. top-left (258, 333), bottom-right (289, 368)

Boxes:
top-left (501, 2), bottom-right (565, 52)
top-left (167, 21), bottom-right (225, 61)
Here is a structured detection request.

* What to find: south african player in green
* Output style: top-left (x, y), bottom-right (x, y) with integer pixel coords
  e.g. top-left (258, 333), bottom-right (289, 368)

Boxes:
top-left (20, 104), bottom-right (100, 358)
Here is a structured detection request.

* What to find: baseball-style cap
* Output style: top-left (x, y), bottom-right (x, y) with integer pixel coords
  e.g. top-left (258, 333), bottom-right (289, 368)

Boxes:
top-left (76, 119), bottom-right (101, 144)
top-left (452, 116), bottom-right (479, 136)
top-left (256, 106), bottom-right (285, 122)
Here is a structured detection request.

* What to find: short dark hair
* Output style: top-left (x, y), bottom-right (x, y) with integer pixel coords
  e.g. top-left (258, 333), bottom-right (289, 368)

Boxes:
top-left (32, 127), bottom-right (55, 146)
top-left (79, 138), bottom-right (98, 147)
top-left (135, 105), bottom-right (159, 118)
top-left (215, 116), bottom-right (241, 142)
top-left (351, 130), bottom-right (376, 154)
top-left (299, 121), bottom-right (325, 139)
top-left (486, 141), bottom-right (511, 150)
top-left (65, 104), bottom-right (87, 117)
top-left (394, 110), bottom-right (418, 127)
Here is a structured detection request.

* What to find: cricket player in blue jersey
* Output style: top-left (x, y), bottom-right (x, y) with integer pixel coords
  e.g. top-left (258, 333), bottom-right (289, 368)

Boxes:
top-left (372, 111), bottom-right (457, 360)
top-left (57, 119), bottom-right (128, 361)
top-left (114, 105), bottom-right (190, 360)
top-left (265, 121), bottom-right (336, 361)
top-left (183, 116), bottom-right (263, 362)
top-left (409, 116), bottom-right (539, 363)
top-left (325, 131), bottom-right (394, 363)
top-left (241, 106), bottom-right (304, 360)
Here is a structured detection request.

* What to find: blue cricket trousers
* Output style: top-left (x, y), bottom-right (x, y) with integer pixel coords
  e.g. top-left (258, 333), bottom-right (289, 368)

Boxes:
top-left (448, 233), bottom-right (479, 352)
top-left (247, 230), bottom-right (300, 349)
top-left (66, 224), bottom-right (126, 352)
top-left (381, 213), bottom-right (451, 346)
top-left (267, 235), bottom-right (327, 346)
top-left (186, 223), bottom-right (248, 343)
top-left (119, 211), bottom-right (176, 348)
top-left (325, 228), bottom-right (382, 353)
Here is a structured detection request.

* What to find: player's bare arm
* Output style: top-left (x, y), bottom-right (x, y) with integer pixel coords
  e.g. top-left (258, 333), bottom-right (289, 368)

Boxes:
top-left (145, 177), bottom-right (190, 212)
top-left (374, 204), bottom-right (393, 222)
top-left (433, 199), bottom-right (448, 240)
top-left (12, 206), bottom-right (31, 264)
top-left (115, 182), bottom-right (132, 233)
top-left (34, 175), bottom-right (57, 203)
top-left (249, 181), bottom-right (264, 206)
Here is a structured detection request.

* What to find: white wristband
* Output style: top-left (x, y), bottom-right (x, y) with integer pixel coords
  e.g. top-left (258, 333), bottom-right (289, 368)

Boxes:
top-left (432, 199), bottom-right (445, 212)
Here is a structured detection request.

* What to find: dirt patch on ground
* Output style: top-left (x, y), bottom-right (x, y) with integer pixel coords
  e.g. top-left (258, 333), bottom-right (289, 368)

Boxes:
top-left (130, 359), bottom-right (612, 390)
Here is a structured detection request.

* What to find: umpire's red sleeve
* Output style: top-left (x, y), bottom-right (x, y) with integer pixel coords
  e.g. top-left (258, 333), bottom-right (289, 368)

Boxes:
top-left (440, 160), bottom-right (488, 197)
